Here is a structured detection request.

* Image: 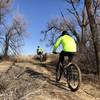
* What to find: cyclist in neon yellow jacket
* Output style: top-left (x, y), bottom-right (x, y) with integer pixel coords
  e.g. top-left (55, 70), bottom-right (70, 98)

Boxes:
top-left (37, 46), bottom-right (43, 55)
top-left (52, 31), bottom-right (77, 64)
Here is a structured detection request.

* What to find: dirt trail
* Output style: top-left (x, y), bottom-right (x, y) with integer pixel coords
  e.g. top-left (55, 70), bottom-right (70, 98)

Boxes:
top-left (0, 60), bottom-right (100, 100)
top-left (0, 61), bottom-right (12, 72)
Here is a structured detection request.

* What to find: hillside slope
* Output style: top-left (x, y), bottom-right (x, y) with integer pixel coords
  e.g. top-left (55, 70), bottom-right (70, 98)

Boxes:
top-left (0, 55), bottom-right (100, 100)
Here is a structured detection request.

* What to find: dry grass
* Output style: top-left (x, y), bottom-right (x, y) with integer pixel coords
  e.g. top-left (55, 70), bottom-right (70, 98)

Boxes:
top-left (0, 54), bottom-right (99, 100)
top-left (12, 55), bottom-right (34, 63)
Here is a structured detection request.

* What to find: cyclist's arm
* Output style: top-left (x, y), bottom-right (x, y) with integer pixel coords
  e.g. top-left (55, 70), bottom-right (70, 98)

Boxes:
top-left (52, 37), bottom-right (62, 52)
top-left (41, 48), bottom-right (43, 53)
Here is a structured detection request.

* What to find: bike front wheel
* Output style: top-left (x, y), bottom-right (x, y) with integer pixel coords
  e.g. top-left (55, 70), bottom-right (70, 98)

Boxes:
top-left (67, 63), bottom-right (81, 91)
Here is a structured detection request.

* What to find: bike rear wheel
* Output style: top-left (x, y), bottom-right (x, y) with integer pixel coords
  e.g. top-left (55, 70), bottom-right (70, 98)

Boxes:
top-left (67, 63), bottom-right (81, 91)
top-left (56, 62), bottom-right (63, 82)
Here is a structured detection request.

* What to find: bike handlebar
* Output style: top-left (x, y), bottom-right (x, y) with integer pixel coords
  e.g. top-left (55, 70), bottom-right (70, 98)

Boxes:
top-left (52, 52), bottom-right (59, 54)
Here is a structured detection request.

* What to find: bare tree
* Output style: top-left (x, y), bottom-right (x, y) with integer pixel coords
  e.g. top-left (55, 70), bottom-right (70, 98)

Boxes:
top-left (93, 0), bottom-right (100, 17)
top-left (0, 0), bottom-right (12, 23)
top-left (41, 17), bottom-right (79, 47)
top-left (41, 0), bottom-right (91, 56)
top-left (65, 0), bottom-right (90, 43)
top-left (85, 0), bottom-right (100, 76)
top-left (0, 0), bottom-right (28, 60)
top-left (0, 0), bottom-right (12, 51)
top-left (41, 0), bottom-right (100, 74)
top-left (1, 14), bottom-right (27, 60)
top-left (42, 0), bottom-right (89, 46)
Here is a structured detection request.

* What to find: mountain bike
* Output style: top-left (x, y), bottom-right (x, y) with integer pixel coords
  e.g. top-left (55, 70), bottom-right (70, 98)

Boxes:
top-left (39, 54), bottom-right (43, 62)
top-left (37, 52), bottom-right (43, 62)
top-left (55, 52), bottom-right (81, 91)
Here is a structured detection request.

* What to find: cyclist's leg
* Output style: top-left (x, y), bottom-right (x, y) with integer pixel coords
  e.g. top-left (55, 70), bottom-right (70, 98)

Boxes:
top-left (67, 52), bottom-right (75, 63)
top-left (56, 51), bottom-right (64, 81)
top-left (59, 51), bottom-right (66, 65)
top-left (59, 51), bottom-right (75, 64)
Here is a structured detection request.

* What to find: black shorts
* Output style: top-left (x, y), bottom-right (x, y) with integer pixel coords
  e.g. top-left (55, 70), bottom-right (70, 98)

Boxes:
top-left (37, 52), bottom-right (43, 55)
top-left (60, 51), bottom-right (76, 62)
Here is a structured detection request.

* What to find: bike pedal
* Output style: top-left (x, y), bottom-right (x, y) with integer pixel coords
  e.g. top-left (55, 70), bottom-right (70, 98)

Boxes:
top-left (62, 64), bottom-right (66, 67)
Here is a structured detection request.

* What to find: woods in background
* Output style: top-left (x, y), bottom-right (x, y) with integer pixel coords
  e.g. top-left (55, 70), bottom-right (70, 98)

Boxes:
top-left (42, 0), bottom-right (100, 76)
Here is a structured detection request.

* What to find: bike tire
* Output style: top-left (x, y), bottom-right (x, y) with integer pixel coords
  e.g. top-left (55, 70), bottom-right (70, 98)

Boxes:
top-left (67, 63), bottom-right (81, 91)
top-left (56, 62), bottom-right (63, 82)
top-left (40, 55), bottom-right (43, 62)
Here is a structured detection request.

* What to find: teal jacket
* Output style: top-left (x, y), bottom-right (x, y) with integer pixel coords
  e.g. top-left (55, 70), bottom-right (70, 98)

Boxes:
top-left (53, 35), bottom-right (77, 52)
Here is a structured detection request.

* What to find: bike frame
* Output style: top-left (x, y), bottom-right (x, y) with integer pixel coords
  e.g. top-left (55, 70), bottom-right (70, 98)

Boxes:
top-left (54, 52), bottom-right (81, 91)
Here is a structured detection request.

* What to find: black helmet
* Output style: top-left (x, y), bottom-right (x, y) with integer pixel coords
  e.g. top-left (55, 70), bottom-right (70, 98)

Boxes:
top-left (61, 30), bottom-right (68, 36)
top-left (38, 46), bottom-right (40, 48)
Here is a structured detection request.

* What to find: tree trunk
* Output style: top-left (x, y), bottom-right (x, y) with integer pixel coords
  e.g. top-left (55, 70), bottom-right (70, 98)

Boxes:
top-left (3, 44), bottom-right (9, 60)
top-left (85, 0), bottom-right (100, 76)
top-left (3, 34), bottom-right (9, 60)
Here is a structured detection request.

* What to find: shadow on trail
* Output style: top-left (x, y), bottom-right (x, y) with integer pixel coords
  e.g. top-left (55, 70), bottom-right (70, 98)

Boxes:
top-left (30, 60), bottom-right (58, 76)
top-left (25, 67), bottom-right (42, 76)
top-left (48, 78), bottom-right (70, 91)
top-left (5, 62), bottom-right (70, 92)
top-left (24, 66), bottom-right (70, 92)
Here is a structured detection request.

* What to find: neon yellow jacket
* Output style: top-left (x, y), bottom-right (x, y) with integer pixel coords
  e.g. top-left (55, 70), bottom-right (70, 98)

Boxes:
top-left (53, 35), bottom-right (77, 52)
top-left (37, 48), bottom-right (43, 53)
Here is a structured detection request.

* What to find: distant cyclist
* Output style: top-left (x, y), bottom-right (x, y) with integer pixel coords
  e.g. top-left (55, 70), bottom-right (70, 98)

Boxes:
top-left (52, 31), bottom-right (77, 65)
top-left (37, 46), bottom-right (43, 55)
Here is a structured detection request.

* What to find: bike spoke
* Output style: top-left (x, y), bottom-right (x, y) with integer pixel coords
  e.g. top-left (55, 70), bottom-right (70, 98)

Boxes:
top-left (67, 64), bottom-right (81, 91)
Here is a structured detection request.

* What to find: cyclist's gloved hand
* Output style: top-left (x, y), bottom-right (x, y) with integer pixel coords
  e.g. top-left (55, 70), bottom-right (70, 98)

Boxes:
top-left (52, 51), bottom-right (57, 54)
